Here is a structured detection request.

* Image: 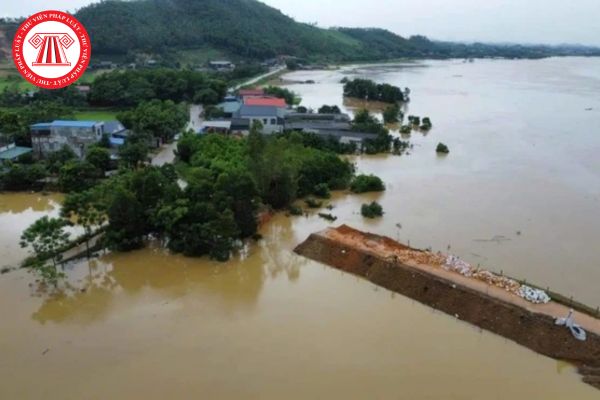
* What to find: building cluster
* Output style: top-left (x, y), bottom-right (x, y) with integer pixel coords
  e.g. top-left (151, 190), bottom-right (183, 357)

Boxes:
top-left (202, 88), bottom-right (377, 146)
top-left (0, 86), bottom-right (378, 165)
top-left (0, 120), bottom-right (130, 163)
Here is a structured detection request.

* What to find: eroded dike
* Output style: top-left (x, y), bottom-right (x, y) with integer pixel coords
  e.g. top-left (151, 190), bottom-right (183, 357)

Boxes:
top-left (294, 225), bottom-right (600, 390)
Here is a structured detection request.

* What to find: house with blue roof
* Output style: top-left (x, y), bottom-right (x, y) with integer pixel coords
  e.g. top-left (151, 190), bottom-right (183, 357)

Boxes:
top-left (30, 120), bottom-right (105, 158)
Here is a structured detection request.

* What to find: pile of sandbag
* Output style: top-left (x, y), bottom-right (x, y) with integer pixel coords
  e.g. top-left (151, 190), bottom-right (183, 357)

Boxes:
top-left (443, 255), bottom-right (474, 276)
top-left (519, 285), bottom-right (552, 304)
top-left (441, 255), bottom-right (551, 304)
top-left (472, 270), bottom-right (522, 293)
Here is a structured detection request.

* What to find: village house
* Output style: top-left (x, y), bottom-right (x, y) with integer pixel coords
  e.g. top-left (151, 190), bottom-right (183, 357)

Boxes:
top-left (103, 120), bottom-right (130, 147)
top-left (238, 88), bottom-right (265, 98)
top-left (209, 60), bottom-right (235, 72)
top-left (216, 96), bottom-right (243, 118)
top-left (0, 143), bottom-right (32, 165)
top-left (30, 120), bottom-right (105, 159)
top-left (233, 105), bottom-right (285, 134)
top-left (283, 111), bottom-right (378, 146)
top-left (243, 96), bottom-right (287, 108)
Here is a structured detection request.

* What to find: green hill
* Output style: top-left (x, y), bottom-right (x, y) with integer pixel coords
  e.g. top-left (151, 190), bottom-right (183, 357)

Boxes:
top-left (2, 1), bottom-right (600, 68)
top-left (75, 0), bottom-right (421, 62)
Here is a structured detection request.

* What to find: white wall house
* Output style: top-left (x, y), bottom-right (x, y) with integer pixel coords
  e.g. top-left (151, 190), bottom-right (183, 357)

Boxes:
top-left (30, 120), bottom-right (104, 159)
top-left (234, 105), bottom-right (285, 135)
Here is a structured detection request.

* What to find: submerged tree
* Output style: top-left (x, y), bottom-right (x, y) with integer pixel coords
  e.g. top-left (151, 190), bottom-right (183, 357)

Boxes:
top-left (383, 103), bottom-right (401, 124)
top-left (20, 216), bottom-right (71, 286)
top-left (361, 201), bottom-right (384, 219)
top-left (436, 143), bottom-right (450, 154)
top-left (61, 191), bottom-right (107, 258)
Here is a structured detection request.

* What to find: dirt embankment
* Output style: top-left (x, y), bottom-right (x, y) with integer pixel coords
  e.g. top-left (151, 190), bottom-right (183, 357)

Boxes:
top-left (294, 225), bottom-right (600, 390)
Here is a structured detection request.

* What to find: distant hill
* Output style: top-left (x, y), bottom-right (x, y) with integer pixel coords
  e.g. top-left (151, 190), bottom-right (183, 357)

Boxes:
top-left (75, 0), bottom-right (378, 62)
top-left (74, 0), bottom-right (600, 64)
top-left (1, 1), bottom-right (599, 68)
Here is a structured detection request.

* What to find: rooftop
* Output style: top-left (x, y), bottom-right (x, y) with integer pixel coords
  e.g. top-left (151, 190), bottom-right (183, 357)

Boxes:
top-left (103, 120), bottom-right (127, 135)
top-left (217, 100), bottom-right (242, 114)
top-left (200, 120), bottom-right (232, 131)
top-left (239, 88), bottom-right (265, 97)
top-left (0, 144), bottom-right (32, 161)
top-left (244, 97), bottom-right (287, 108)
top-left (236, 105), bottom-right (285, 118)
top-left (31, 120), bottom-right (102, 129)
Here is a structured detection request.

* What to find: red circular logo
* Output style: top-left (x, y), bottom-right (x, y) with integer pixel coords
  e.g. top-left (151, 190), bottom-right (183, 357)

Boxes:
top-left (12, 10), bottom-right (91, 90)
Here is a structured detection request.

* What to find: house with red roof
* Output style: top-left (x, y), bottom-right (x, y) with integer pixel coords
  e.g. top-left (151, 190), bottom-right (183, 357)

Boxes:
top-left (238, 88), bottom-right (265, 97)
top-left (243, 96), bottom-right (287, 108)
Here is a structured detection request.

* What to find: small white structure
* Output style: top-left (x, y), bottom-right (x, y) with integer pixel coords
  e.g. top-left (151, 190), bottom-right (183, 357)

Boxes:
top-left (209, 61), bottom-right (235, 72)
top-left (199, 120), bottom-right (232, 134)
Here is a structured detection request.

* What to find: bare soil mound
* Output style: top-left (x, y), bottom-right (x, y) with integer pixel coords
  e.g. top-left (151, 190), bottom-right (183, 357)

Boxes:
top-left (295, 225), bottom-right (600, 390)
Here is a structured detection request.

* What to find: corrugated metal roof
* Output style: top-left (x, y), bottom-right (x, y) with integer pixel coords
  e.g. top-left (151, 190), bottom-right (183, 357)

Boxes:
top-left (244, 97), bottom-right (287, 108)
top-left (0, 146), bottom-right (32, 160)
top-left (236, 105), bottom-right (284, 118)
top-left (103, 120), bottom-right (126, 134)
top-left (30, 120), bottom-right (101, 129)
top-left (52, 120), bottom-right (100, 128)
top-left (30, 123), bottom-right (53, 130)
top-left (218, 101), bottom-right (242, 114)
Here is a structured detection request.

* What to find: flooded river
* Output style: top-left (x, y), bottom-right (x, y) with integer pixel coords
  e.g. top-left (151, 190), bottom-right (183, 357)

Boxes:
top-left (1, 58), bottom-right (600, 399)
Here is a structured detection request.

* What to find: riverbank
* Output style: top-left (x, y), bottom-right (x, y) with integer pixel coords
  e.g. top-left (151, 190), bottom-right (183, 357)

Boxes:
top-left (294, 225), bottom-right (600, 390)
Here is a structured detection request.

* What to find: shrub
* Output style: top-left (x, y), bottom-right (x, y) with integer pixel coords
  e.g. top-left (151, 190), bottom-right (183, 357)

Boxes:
top-left (350, 174), bottom-right (385, 193)
top-left (305, 197), bottom-right (323, 208)
top-left (436, 143), bottom-right (450, 154)
top-left (86, 147), bottom-right (111, 171)
top-left (361, 202), bottom-right (384, 218)
top-left (318, 105), bottom-right (341, 114)
top-left (408, 115), bottom-right (420, 125)
top-left (0, 163), bottom-right (47, 191)
top-left (421, 117), bottom-right (432, 131)
top-left (288, 205), bottom-right (303, 216)
top-left (383, 104), bottom-right (400, 124)
top-left (313, 183), bottom-right (331, 199)
top-left (400, 125), bottom-right (412, 134)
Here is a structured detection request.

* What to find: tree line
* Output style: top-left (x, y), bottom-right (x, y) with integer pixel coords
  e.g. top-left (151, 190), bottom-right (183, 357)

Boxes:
top-left (343, 78), bottom-right (407, 103)
top-left (90, 69), bottom-right (228, 107)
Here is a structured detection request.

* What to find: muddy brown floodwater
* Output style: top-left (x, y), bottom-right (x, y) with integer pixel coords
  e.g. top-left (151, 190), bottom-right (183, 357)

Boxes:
top-left (1, 58), bottom-right (600, 399)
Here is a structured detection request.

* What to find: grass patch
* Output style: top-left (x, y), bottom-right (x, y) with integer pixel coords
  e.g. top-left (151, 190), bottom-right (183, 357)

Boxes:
top-left (0, 74), bottom-right (34, 91)
top-left (74, 109), bottom-right (119, 121)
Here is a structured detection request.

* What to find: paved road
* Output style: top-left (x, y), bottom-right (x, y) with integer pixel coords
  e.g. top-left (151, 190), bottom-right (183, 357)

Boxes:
top-left (151, 141), bottom-right (178, 166)
top-left (232, 66), bottom-right (286, 90)
top-left (187, 104), bottom-right (204, 132)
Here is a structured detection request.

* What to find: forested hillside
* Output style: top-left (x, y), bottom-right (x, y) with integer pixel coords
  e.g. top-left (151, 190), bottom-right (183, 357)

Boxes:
top-left (2, 1), bottom-right (600, 67)
top-left (75, 0), bottom-right (373, 61)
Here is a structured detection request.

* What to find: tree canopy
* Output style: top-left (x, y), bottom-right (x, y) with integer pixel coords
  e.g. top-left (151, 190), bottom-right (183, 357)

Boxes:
top-left (90, 69), bottom-right (227, 107)
top-left (344, 79), bottom-right (406, 103)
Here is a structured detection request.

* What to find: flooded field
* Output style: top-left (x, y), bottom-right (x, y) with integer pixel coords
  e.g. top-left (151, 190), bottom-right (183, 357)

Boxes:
top-left (1, 57), bottom-right (600, 399)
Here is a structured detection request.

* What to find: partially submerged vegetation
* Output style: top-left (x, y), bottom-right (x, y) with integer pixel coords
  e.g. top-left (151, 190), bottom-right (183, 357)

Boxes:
top-left (16, 121), bottom-right (358, 286)
top-left (437, 142), bottom-right (450, 154)
top-left (350, 175), bottom-right (386, 193)
top-left (361, 201), bottom-right (384, 218)
top-left (343, 78), bottom-right (407, 103)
